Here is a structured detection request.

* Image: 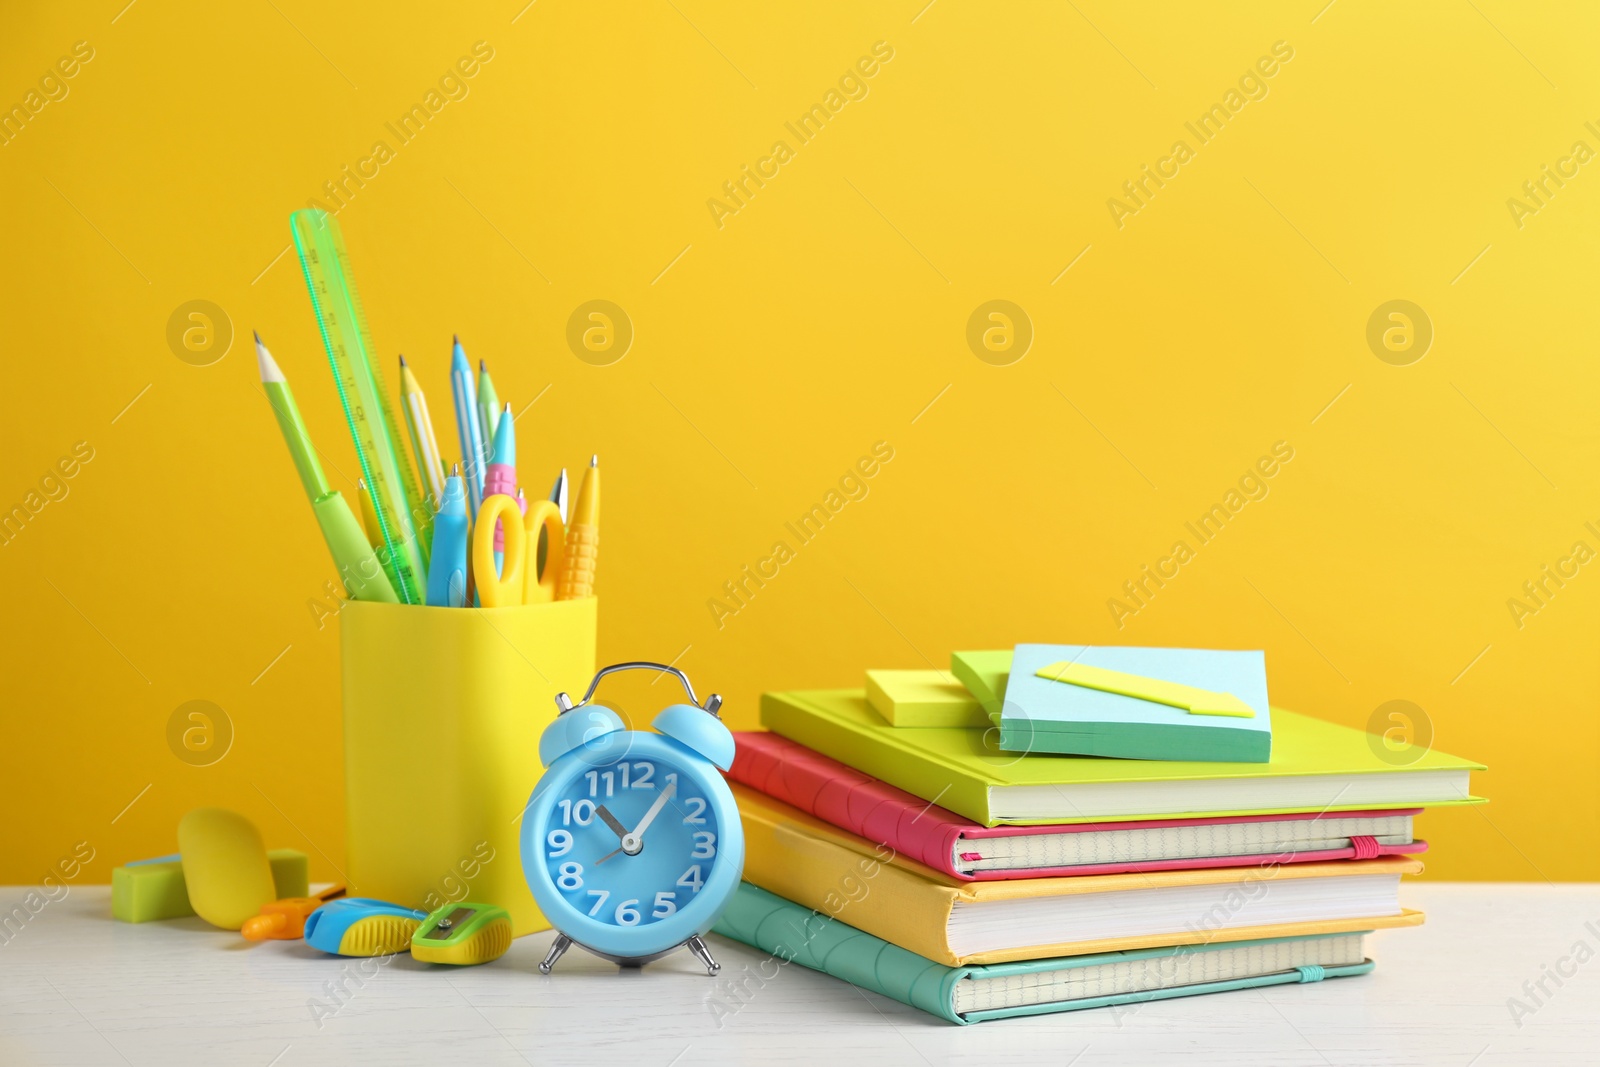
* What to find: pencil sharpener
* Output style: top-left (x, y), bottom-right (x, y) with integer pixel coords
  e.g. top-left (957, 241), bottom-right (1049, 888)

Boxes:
top-left (410, 902), bottom-right (513, 966)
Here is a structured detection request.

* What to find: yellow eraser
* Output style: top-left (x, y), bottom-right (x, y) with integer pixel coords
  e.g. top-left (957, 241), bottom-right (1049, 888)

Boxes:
top-left (865, 670), bottom-right (991, 728)
top-left (177, 808), bottom-right (277, 930)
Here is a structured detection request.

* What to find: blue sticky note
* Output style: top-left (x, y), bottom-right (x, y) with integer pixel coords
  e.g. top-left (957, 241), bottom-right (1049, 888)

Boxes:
top-left (1001, 645), bottom-right (1272, 762)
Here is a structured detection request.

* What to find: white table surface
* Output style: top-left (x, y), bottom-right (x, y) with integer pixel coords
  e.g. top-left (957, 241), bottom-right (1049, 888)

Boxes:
top-left (2, 883), bottom-right (1596, 1066)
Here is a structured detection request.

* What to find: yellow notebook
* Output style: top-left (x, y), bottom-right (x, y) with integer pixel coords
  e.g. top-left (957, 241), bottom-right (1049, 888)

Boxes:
top-left (736, 785), bottom-right (1425, 966)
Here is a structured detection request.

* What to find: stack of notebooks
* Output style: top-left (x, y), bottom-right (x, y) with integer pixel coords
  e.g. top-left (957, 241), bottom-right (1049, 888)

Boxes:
top-left (714, 645), bottom-right (1484, 1024)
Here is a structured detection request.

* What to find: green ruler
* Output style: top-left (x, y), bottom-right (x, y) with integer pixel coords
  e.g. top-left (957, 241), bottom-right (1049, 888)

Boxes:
top-left (290, 209), bottom-right (426, 604)
top-left (318, 216), bottom-right (432, 560)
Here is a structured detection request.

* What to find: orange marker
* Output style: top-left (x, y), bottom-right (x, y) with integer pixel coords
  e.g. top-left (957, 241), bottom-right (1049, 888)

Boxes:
top-left (241, 884), bottom-right (347, 941)
top-left (557, 455), bottom-right (599, 600)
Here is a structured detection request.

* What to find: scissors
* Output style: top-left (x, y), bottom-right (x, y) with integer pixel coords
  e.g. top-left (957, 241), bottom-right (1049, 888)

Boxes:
top-left (522, 497), bottom-right (565, 604)
top-left (472, 493), bottom-right (566, 607)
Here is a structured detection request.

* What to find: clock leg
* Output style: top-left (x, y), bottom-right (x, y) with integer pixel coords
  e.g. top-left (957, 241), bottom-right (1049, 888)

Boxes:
top-left (539, 933), bottom-right (573, 975)
top-left (686, 935), bottom-right (720, 976)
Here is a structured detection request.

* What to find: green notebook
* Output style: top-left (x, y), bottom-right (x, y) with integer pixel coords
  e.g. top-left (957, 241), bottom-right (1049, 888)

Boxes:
top-left (712, 883), bottom-right (1375, 1025)
top-left (761, 688), bottom-right (1485, 825)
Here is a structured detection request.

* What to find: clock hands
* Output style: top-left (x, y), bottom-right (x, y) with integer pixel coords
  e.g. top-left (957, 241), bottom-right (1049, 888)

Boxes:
top-left (627, 780), bottom-right (677, 846)
top-left (596, 805), bottom-right (628, 841)
top-left (593, 805), bottom-right (629, 865)
top-left (593, 781), bottom-right (677, 866)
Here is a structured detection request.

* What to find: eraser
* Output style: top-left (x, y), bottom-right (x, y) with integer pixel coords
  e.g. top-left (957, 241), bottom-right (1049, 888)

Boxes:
top-left (112, 849), bottom-right (309, 923)
top-left (177, 809), bottom-right (277, 929)
top-left (267, 849), bottom-right (309, 900)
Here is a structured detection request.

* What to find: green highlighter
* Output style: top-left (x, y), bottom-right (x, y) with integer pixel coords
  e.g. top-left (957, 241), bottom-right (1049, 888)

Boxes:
top-left (256, 332), bottom-right (397, 603)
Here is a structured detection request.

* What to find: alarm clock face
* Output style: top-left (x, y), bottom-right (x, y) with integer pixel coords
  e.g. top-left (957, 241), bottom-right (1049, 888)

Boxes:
top-left (523, 732), bottom-right (742, 959)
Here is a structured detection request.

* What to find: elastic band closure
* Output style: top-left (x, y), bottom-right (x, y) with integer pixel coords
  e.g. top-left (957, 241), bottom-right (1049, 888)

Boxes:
top-left (1294, 965), bottom-right (1325, 983)
top-left (1349, 835), bottom-right (1380, 860)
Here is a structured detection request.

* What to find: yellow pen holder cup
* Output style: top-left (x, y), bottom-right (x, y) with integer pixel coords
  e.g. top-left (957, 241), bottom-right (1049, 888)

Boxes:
top-left (341, 597), bottom-right (597, 937)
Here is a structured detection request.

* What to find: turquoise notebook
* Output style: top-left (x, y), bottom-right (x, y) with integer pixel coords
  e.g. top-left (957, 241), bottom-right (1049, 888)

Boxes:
top-left (713, 883), bottom-right (1374, 1025)
top-left (1001, 645), bottom-right (1272, 762)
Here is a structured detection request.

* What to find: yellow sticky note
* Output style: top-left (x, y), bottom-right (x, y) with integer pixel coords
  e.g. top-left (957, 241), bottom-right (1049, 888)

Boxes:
top-left (866, 670), bottom-right (990, 727)
top-left (1036, 662), bottom-right (1256, 718)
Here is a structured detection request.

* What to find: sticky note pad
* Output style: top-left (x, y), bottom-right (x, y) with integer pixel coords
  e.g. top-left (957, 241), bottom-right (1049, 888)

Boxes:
top-left (950, 650), bottom-right (1013, 725)
top-left (112, 849), bottom-right (309, 923)
top-left (1036, 661), bottom-right (1256, 717)
top-left (866, 670), bottom-right (990, 728)
top-left (1003, 645), bottom-right (1271, 762)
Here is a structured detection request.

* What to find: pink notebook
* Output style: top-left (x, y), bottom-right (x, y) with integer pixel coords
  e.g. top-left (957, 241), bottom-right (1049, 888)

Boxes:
top-left (729, 732), bottom-right (1427, 881)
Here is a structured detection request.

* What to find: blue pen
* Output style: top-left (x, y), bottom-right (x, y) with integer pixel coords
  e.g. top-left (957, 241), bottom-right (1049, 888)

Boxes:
top-left (426, 467), bottom-right (470, 607)
top-left (450, 336), bottom-right (485, 513)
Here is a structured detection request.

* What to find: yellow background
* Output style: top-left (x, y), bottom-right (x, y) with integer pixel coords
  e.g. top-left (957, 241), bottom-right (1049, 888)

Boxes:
top-left (1, 1), bottom-right (1592, 885)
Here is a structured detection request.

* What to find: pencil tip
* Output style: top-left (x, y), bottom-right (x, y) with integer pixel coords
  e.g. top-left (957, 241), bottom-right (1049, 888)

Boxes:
top-left (254, 334), bottom-right (284, 384)
top-left (453, 334), bottom-right (461, 346)
top-left (398, 353), bottom-right (407, 367)
top-left (479, 359), bottom-right (487, 373)
top-left (253, 329), bottom-right (262, 344)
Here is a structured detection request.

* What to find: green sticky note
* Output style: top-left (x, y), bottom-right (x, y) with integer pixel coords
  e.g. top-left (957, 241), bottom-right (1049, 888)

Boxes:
top-left (951, 650), bottom-right (1012, 725)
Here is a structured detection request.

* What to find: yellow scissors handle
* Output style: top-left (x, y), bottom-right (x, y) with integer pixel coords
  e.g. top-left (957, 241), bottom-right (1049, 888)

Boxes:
top-left (522, 499), bottom-right (565, 605)
top-left (472, 494), bottom-right (526, 607)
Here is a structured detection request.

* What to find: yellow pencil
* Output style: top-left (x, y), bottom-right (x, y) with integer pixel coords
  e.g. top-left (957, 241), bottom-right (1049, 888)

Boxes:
top-left (557, 455), bottom-right (599, 600)
top-left (398, 354), bottom-right (447, 532)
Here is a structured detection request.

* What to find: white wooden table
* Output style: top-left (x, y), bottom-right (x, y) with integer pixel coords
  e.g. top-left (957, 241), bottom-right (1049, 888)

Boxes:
top-left (2, 884), bottom-right (1595, 1066)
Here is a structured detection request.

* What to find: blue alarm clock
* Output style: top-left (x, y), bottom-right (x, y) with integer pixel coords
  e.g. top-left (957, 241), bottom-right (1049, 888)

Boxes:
top-left (520, 662), bottom-right (744, 975)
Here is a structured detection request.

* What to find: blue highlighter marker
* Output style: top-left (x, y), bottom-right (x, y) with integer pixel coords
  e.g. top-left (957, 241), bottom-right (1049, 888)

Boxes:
top-left (450, 337), bottom-right (485, 514)
top-left (426, 469), bottom-right (469, 607)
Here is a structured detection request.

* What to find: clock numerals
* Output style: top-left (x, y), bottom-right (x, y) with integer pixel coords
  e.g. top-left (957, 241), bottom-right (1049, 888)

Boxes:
top-left (557, 799), bottom-right (596, 826)
top-left (556, 862), bottom-right (584, 890)
top-left (550, 761), bottom-right (719, 927)
top-left (586, 762), bottom-right (658, 798)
